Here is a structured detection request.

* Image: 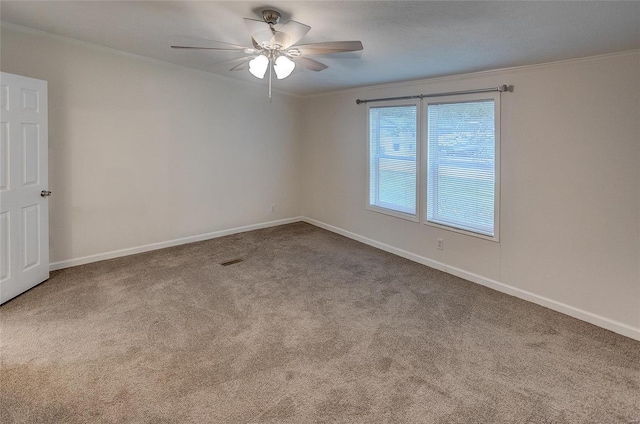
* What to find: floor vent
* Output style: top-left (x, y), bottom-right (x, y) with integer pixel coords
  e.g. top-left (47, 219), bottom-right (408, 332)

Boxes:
top-left (220, 258), bottom-right (243, 266)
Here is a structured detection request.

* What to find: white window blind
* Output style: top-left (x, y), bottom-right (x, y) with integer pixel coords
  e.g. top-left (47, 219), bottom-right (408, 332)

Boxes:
top-left (426, 99), bottom-right (497, 236)
top-left (368, 104), bottom-right (418, 217)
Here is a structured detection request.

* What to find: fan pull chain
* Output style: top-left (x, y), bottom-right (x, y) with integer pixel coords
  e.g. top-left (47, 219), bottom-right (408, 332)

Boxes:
top-left (268, 60), bottom-right (273, 102)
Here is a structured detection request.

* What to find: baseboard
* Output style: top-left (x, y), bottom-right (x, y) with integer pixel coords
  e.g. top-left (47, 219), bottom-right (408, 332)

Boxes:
top-left (49, 216), bottom-right (304, 271)
top-left (302, 217), bottom-right (640, 341)
top-left (303, 218), bottom-right (447, 272)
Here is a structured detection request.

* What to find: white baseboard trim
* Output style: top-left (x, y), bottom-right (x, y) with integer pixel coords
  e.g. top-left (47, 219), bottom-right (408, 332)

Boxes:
top-left (302, 217), bottom-right (640, 341)
top-left (303, 218), bottom-right (447, 272)
top-left (49, 216), bottom-right (304, 271)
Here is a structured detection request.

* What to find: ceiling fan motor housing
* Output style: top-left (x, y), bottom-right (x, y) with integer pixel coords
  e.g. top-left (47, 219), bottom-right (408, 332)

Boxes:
top-left (262, 10), bottom-right (281, 25)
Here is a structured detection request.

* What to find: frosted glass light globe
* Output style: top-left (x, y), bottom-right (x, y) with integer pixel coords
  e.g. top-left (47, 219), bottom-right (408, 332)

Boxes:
top-left (249, 55), bottom-right (269, 79)
top-left (274, 56), bottom-right (295, 79)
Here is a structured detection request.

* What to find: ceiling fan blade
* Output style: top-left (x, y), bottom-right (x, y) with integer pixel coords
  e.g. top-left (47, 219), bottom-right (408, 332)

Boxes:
top-left (244, 18), bottom-right (273, 46)
top-left (292, 57), bottom-right (328, 71)
top-left (207, 56), bottom-right (253, 68)
top-left (229, 59), bottom-right (251, 71)
top-left (272, 20), bottom-right (311, 48)
top-left (173, 36), bottom-right (249, 50)
top-left (171, 46), bottom-right (247, 52)
top-left (291, 41), bottom-right (363, 55)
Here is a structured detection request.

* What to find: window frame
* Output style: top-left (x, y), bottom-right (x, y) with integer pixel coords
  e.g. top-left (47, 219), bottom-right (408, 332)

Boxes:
top-left (366, 99), bottom-right (421, 222)
top-left (422, 92), bottom-right (501, 242)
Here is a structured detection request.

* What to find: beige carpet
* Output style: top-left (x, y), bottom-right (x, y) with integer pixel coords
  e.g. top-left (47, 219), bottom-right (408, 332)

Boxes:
top-left (1, 222), bottom-right (638, 423)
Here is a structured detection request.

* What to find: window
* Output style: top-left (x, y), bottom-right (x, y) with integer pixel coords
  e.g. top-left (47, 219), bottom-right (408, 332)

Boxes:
top-left (425, 94), bottom-right (499, 239)
top-left (367, 102), bottom-right (419, 220)
top-left (365, 92), bottom-right (500, 240)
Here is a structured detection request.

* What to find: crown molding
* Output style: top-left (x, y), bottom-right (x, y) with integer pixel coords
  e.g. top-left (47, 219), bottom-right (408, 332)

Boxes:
top-left (304, 49), bottom-right (640, 99)
top-left (0, 21), bottom-right (304, 100)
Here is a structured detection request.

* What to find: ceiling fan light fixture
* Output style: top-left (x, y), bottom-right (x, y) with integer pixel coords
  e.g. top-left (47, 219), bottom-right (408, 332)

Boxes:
top-left (249, 54), bottom-right (269, 79)
top-left (172, 9), bottom-right (363, 99)
top-left (274, 55), bottom-right (296, 79)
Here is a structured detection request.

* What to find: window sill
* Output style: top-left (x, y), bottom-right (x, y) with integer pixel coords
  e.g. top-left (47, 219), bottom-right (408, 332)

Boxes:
top-left (423, 219), bottom-right (500, 242)
top-left (367, 205), bottom-right (419, 223)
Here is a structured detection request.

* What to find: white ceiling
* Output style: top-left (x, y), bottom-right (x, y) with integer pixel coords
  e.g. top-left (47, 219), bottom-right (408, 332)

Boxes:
top-left (1, 1), bottom-right (639, 95)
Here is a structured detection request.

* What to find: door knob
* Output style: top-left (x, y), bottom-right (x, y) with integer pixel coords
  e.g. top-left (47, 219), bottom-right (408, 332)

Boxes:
top-left (41, 190), bottom-right (52, 197)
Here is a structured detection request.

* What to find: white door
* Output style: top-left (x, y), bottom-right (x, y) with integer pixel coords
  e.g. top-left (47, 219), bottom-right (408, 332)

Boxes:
top-left (0, 72), bottom-right (49, 304)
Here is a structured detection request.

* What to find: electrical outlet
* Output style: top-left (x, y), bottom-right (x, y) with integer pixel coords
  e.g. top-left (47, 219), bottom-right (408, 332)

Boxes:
top-left (437, 238), bottom-right (444, 250)
top-left (270, 204), bottom-right (275, 213)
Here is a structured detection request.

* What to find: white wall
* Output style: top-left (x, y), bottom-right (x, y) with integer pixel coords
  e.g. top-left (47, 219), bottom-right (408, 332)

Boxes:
top-left (1, 26), bottom-right (303, 266)
top-left (2, 24), bottom-right (638, 339)
top-left (301, 52), bottom-right (640, 337)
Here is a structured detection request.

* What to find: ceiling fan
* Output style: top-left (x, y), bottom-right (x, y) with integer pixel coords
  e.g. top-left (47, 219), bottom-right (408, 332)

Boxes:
top-left (171, 9), bottom-right (363, 100)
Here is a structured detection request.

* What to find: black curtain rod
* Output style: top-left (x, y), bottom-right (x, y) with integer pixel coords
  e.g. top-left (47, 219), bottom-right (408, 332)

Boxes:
top-left (355, 85), bottom-right (513, 105)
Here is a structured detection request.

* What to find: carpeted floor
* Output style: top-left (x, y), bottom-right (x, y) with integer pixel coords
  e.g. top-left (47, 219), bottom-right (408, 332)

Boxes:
top-left (1, 222), bottom-right (638, 423)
